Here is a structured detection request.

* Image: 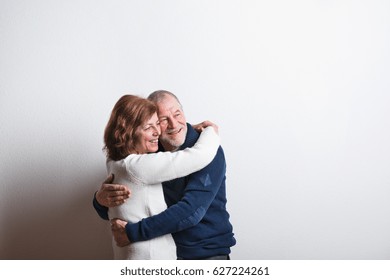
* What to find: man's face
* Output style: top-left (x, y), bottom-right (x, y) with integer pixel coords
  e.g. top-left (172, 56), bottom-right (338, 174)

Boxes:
top-left (156, 95), bottom-right (187, 151)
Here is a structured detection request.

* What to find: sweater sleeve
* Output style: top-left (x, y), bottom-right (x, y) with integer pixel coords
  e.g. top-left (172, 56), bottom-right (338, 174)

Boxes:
top-left (125, 146), bottom-right (226, 242)
top-left (124, 126), bottom-right (219, 185)
top-left (92, 191), bottom-right (109, 220)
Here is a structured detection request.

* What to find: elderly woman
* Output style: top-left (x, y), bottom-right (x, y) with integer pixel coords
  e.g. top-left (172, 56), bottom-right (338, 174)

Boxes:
top-left (103, 95), bottom-right (219, 259)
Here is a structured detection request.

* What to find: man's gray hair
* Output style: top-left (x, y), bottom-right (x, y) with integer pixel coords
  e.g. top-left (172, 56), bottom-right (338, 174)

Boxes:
top-left (147, 90), bottom-right (183, 108)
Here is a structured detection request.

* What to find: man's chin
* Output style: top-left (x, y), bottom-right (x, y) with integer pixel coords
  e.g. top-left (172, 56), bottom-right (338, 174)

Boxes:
top-left (161, 136), bottom-right (185, 149)
top-left (169, 138), bottom-right (185, 148)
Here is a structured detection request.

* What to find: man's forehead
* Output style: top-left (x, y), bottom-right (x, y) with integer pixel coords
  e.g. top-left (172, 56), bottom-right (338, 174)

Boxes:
top-left (157, 102), bottom-right (181, 114)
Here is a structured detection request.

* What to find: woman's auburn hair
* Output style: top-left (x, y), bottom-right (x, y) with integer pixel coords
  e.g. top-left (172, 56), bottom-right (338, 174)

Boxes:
top-left (104, 95), bottom-right (157, 161)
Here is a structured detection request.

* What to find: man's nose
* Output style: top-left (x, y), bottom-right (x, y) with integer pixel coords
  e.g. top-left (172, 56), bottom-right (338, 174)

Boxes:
top-left (167, 117), bottom-right (178, 128)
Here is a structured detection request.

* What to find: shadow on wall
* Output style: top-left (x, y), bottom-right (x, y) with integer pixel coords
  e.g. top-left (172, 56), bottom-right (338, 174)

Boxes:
top-left (0, 172), bottom-right (113, 260)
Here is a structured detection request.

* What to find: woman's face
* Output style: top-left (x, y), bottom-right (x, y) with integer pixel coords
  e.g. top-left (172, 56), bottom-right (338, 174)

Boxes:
top-left (134, 113), bottom-right (161, 154)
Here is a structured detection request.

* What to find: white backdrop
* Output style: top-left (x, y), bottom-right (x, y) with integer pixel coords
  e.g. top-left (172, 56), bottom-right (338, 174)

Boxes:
top-left (1, 0), bottom-right (390, 259)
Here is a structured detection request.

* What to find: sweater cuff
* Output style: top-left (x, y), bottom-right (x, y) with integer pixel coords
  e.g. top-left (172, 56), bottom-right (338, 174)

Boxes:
top-left (125, 222), bottom-right (142, 243)
top-left (92, 191), bottom-right (109, 220)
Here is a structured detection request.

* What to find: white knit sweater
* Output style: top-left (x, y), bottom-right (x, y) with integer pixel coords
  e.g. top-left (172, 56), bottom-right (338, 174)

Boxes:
top-left (107, 127), bottom-right (220, 259)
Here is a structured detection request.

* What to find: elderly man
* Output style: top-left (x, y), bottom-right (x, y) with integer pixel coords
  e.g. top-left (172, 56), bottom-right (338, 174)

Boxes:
top-left (93, 90), bottom-right (235, 260)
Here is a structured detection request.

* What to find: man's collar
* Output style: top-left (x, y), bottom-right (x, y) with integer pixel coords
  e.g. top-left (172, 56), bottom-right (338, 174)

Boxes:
top-left (181, 123), bottom-right (200, 149)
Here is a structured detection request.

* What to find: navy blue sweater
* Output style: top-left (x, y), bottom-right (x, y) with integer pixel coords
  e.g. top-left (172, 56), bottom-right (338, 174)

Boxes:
top-left (93, 123), bottom-right (236, 259)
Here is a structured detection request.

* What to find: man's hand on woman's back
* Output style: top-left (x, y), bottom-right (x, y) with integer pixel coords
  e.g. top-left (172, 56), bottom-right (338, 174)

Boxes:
top-left (96, 174), bottom-right (131, 207)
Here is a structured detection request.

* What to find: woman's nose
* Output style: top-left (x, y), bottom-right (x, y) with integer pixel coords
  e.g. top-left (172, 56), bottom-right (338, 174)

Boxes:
top-left (153, 126), bottom-right (161, 136)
